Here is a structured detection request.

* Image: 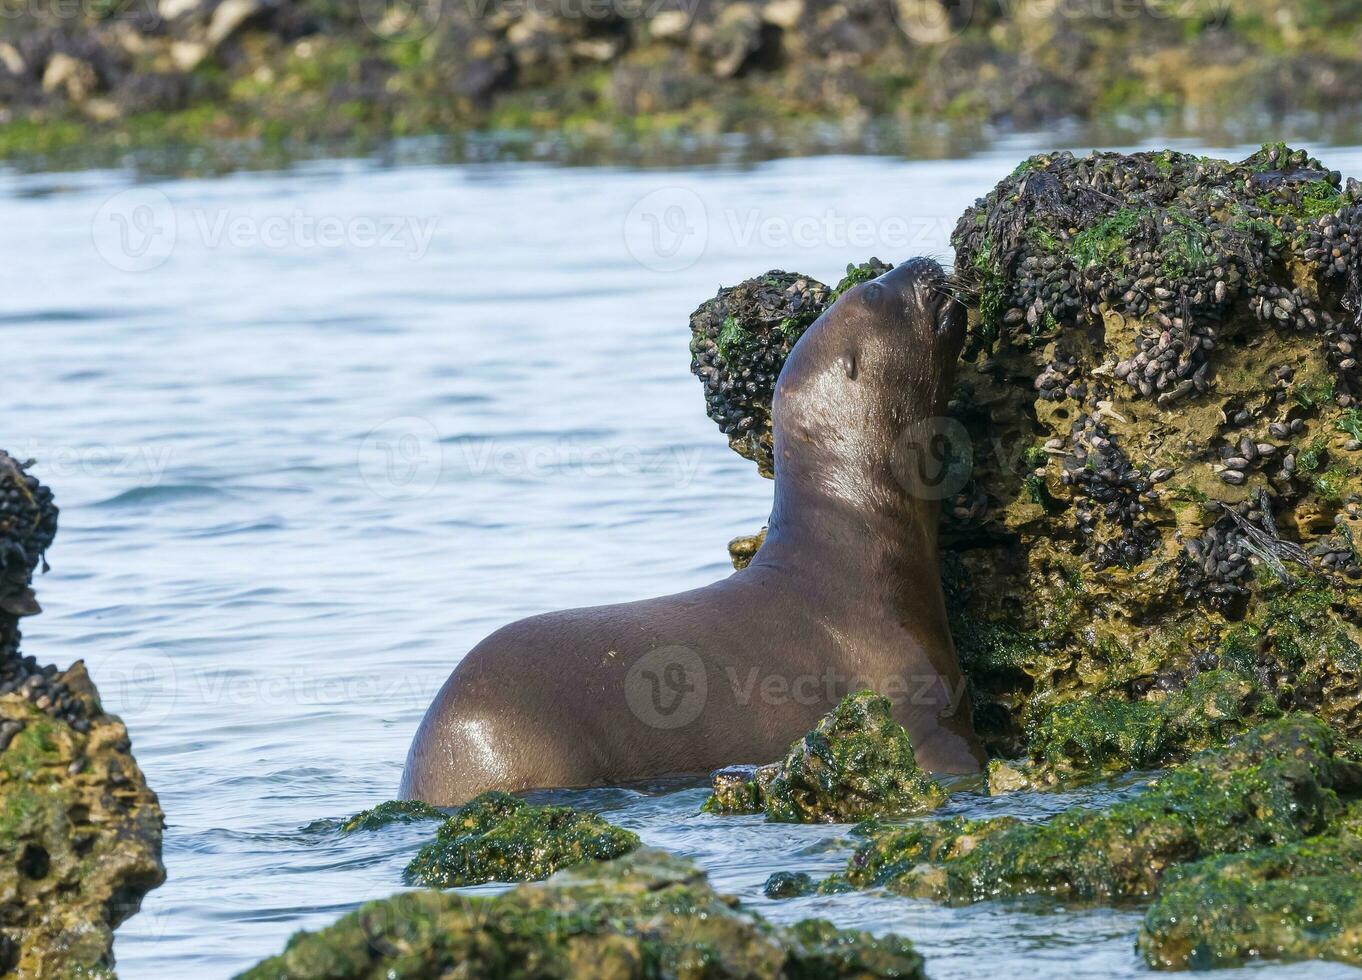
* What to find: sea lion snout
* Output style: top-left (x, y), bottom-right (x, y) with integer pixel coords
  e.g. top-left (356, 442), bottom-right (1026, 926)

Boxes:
top-left (870, 257), bottom-right (967, 346)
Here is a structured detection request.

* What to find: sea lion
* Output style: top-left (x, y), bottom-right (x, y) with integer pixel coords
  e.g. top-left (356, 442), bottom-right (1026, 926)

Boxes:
top-left (402, 257), bottom-right (984, 804)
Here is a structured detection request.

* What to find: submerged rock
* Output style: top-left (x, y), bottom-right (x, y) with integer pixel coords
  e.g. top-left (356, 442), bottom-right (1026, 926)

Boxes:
top-left (0, 452), bottom-right (164, 976)
top-left (763, 870), bottom-right (816, 899)
top-left (338, 799), bottom-right (445, 833)
top-left (702, 691), bottom-right (946, 823)
top-left (242, 849), bottom-right (927, 980)
top-left (403, 791), bottom-right (640, 887)
top-left (1139, 832), bottom-right (1362, 970)
top-left (989, 669), bottom-right (1280, 792)
top-left (841, 716), bottom-right (1359, 904)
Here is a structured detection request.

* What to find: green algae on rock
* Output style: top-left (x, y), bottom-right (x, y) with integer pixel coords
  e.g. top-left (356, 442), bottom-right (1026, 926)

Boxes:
top-left (403, 791), bottom-right (640, 887)
top-left (842, 716), bottom-right (1359, 905)
top-left (0, 453), bottom-right (164, 976)
top-left (689, 270), bottom-right (831, 476)
top-left (240, 848), bottom-right (927, 979)
top-left (10, 0), bottom-right (1362, 163)
top-left (1138, 833), bottom-right (1362, 971)
top-left (702, 691), bottom-right (947, 823)
top-left (338, 799), bottom-right (445, 833)
top-left (944, 144), bottom-right (1362, 753)
top-left (689, 261), bottom-right (889, 476)
top-left (1, 670), bottom-right (166, 977)
top-left (701, 146), bottom-right (1362, 760)
top-left (763, 870), bottom-right (817, 899)
top-left (989, 669), bottom-right (1280, 792)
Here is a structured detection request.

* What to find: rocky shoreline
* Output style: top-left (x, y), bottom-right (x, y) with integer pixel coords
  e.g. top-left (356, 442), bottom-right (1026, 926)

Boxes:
top-left (4, 0), bottom-right (1362, 161)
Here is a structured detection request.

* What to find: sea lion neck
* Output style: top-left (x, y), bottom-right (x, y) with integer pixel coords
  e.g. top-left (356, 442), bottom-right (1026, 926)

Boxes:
top-left (755, 457), bottom-right (941, 586)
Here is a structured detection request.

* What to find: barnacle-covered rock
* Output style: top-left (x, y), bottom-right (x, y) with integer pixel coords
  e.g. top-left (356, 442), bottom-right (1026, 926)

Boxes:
top-left (688, 270), bottom-right (831, 476)
top-left (701, 147), bottom-right (1362, 758)
top-left (702, 691), bottom-right (946, 822)
top-left (945, 145), bottom-right (1362, 752)
top-left (839, 716), bottom-right (1359, 904)
top-left (688, 261), bottom-right (888, 477)
top-left (403, 791), bottom-right (640, 887)
top-left (244, 849), bottom-right (927, 979)
top-left (1138, 832), bottom-right (1362, 970)
top-left (0, 449), bottom-right (71, 724)
top-left (0, 451), bottom-right (163, 976)
top-left (1, 670), bottom-right (165, 977)
top-left (989, 669), bottom-right (1280, 792)
top-left (338, 799), bottom-right (445, 833)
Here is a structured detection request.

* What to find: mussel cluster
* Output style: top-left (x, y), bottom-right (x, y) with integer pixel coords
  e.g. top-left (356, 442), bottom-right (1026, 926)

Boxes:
top-left (688, 262), bottom-right (888, 476)
top-left (0, 451), bottom-right (81, 728)
top-left (950, 144), bottom-right (1362, 597)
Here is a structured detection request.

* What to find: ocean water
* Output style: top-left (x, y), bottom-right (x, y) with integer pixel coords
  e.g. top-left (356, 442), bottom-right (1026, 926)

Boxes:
top-left (3, 138), bottom-right (1362, 978)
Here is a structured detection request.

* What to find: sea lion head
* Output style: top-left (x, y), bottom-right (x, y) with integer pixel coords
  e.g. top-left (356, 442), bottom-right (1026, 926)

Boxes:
top-left (771, 257), bottom-right (968, 512)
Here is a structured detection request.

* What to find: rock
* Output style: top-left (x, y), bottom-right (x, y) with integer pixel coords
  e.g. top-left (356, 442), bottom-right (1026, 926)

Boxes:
top-left (402, 791), bottom-right (640, 887)
top-left (337, 799), bottom-right (445, 832)
top-left (1139, 832), bottom-right (1362, 970)
top-left (648, 10), bottom-right (692, 40)
top-left (704, 763), bottom-right (775, 815)
top-left (727, 528), bottom-right (767, 569)
top-left (0, 42), bottom-right (24, 76)
top-left (0, 670), bottom-right (165, 976)
top-left (840, 716), bottom-right (1358, 904)
top-left (702, 691), bottom-right (947, 822)
top-left (239, 849), bottom-right (928, 979)
top-left (688, 270), bottom-right (831, 476)
top-left (989, 670), bottom-right (1280, 792)
top-left (688, 261), bottom-right (884, 476)
top-left (697, 148), bottom-right (1362, 760)
top-left (0, 452), bottom-right (163, 975)
top-left (158, 0), bottom-right (203, 19)
top-left (206, 0), bottom-right (263, 49)
top-left (170, 41), bottom-right (210, 72)
top-left (763, 869), bottom-right (816, 898)
top-left (40, 53), bottom-right (98, 102)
